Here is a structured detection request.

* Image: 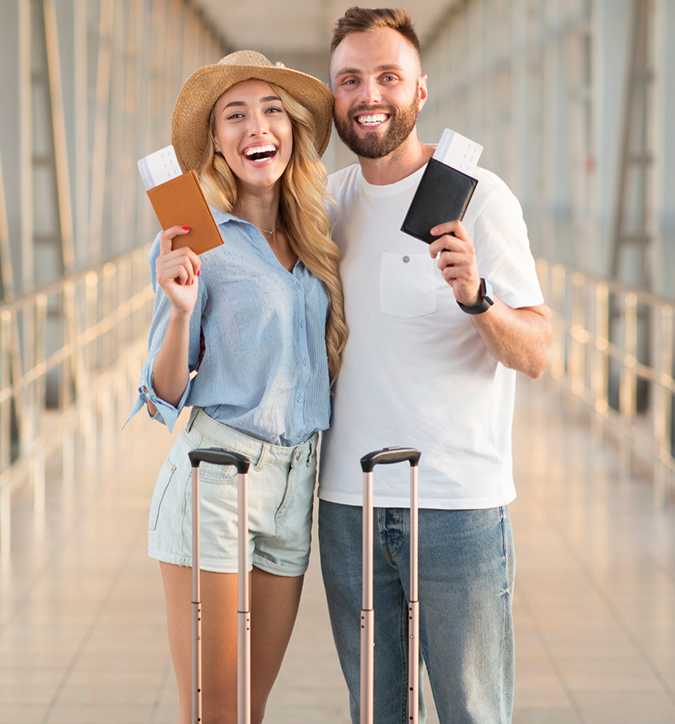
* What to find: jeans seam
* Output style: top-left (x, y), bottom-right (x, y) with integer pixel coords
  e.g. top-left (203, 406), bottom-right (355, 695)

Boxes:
top-left (399, 589), bottom-right (409, 724)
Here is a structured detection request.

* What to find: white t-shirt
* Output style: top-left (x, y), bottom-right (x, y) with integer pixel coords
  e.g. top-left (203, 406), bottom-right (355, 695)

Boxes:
top-left (319, 162), bottom-right (544, 510)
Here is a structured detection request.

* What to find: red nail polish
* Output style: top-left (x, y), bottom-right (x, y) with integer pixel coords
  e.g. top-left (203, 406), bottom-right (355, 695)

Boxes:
top-left (182, 226), bottom-right (191, 231)
top-left (197, 270), bottom-right (200, 276)
top-left (191, 279), bottom-right (195, 285)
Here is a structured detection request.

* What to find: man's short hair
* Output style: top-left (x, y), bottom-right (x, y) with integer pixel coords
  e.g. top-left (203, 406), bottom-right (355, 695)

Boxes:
top-left (330, 6), bottom-right (421, 59)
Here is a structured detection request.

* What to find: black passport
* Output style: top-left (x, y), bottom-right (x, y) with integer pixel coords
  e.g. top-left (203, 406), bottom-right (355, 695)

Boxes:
top-left (401, 157), bottom-right (478, 244)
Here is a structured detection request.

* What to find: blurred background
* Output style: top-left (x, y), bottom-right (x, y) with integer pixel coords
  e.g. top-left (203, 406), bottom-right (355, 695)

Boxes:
top-left (0, 1), bottom-right (674, 723)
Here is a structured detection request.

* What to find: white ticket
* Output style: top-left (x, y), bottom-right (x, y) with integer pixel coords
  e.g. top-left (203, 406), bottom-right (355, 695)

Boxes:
top-left (137, 145), bottom-right (183, 190)
top-left (433, 129), bottom-right (483, 174)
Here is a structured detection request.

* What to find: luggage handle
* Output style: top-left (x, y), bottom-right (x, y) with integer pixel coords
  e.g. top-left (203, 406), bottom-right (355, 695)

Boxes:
top-left (189, 447), bottom-right (251, 724)
top-left (189, 447), bottom-right (250, 474)
top-left (359, 447), bottom-right (421, 724)
top-left (360, 446), bottom-right (421, 472)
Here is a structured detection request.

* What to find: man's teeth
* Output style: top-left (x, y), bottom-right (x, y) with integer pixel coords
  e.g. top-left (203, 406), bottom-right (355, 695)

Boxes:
top-left (244, 145), bottom-right (277, 158)
top-left (356, 115), bottom-right (388, 126)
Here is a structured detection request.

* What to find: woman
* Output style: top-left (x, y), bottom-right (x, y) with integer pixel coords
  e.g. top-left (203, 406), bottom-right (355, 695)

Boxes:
top-left (129, 51), bottom-right (347, 723)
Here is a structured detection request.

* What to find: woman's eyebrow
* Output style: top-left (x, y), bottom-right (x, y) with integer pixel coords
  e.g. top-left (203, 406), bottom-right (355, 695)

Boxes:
top-left (224, 96), bottom-right (281, 109)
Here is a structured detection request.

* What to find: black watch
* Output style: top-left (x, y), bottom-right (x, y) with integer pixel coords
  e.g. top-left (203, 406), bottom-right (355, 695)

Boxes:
top-left (457, 278), bottom-right (494, 315)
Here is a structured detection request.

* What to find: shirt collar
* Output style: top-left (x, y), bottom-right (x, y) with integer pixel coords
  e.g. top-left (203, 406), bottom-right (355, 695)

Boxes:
top-left (210, 206), bottom-right (238, 226)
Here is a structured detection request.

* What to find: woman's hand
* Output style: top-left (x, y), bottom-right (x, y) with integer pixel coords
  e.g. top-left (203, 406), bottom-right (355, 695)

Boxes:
top-left (155, 226), bottom-right (202, 316)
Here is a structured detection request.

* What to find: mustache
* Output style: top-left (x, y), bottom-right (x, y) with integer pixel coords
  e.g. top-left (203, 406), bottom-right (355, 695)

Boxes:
top-left (349, 105), bottom-right (396, 117)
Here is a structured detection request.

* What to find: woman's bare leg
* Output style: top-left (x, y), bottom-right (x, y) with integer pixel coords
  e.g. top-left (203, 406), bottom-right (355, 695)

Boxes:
top-left (160, 562), bottom-right (304, 724)
top-left (250, 568), bottom-right (304, 721)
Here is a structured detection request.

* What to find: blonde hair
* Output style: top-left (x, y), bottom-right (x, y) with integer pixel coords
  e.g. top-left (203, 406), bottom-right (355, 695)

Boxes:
top-left (199, 83), bottom-right (347, 381)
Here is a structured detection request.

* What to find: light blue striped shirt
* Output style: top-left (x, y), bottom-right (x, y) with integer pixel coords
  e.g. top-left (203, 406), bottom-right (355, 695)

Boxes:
top-left (128, 208), bottom-right (331, 446)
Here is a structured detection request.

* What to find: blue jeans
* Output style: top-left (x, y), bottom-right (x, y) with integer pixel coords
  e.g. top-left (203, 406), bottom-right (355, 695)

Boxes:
top-left (319, 501), bottom-right (515, 724)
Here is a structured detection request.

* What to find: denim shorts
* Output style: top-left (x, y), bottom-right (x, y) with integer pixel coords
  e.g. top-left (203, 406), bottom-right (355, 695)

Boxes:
top-left (148, 408), bottom-right (318, 576)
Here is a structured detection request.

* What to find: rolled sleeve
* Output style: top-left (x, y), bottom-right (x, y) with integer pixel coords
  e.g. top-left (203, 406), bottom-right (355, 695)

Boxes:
top-left (125, 234), bottom-right (206, 431)
top-left (124, 357), bottom-right (194, 432)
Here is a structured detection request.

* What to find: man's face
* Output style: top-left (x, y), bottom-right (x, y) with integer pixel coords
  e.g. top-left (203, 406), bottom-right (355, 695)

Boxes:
top-left (330, 27), bottom-right (427, 159)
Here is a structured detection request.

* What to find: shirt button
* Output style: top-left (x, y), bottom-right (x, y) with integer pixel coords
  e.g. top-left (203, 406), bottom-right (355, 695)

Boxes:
top-left (295, 282), bottom-right (301, 289)
top-left (300, 320), bottom-right (305, 328)
top-left (303, 359), bottom-right (308, 366)
top-left (403, 255), bottom-right (410, 263)
top-left (297, 395), bottom-right (302, 403)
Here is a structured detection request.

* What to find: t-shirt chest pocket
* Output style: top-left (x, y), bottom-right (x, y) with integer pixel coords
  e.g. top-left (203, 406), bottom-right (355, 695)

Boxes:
top-left (379, 252), bottom-right (437, 318)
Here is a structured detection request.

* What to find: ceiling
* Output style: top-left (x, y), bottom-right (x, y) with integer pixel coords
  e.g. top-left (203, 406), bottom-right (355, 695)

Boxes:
top-left (193, 0), bottom-right (459, 80)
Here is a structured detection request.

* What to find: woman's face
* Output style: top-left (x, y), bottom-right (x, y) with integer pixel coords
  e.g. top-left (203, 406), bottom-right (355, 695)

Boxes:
top-left (212, 80), bottom-right (293, 192)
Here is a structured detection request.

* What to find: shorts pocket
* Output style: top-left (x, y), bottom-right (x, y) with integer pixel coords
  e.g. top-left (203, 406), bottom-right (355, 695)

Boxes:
top-left (198, 461), bottom-right (239, 485)
top-left (380, 252), bottom-right (436, 318)
top-left (149, 458), bottom-right (177, 531)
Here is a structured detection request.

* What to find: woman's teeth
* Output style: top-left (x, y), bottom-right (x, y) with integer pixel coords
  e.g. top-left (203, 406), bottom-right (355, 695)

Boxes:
top-left (243, 145), bottom-right (277, 160)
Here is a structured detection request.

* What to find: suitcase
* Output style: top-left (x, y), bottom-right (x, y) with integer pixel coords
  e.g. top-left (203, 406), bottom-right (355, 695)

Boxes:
top-left (359, 447), bottom-right (422, 724)
top-left (188, 448), bottom-right (252, 724)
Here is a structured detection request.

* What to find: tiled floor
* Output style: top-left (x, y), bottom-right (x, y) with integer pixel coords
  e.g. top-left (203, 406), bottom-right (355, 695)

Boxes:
top-left (1, 377), bottom-right (674, 723)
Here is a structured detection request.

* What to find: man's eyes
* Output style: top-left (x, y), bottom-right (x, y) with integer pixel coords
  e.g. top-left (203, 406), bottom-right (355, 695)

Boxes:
top-left (340, 75), bottom-right (398, 86)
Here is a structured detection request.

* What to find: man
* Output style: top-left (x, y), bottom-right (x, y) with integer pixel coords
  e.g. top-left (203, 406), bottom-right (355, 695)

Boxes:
top-left (318, 7), bottom-right (553, 724)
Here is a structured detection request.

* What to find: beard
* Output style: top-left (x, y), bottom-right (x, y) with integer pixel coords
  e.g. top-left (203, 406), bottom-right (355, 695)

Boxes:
top-left (333, 89), bottom-right (420, 160)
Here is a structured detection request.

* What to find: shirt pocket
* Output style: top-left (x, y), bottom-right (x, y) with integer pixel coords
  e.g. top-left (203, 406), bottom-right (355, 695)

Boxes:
top-left (380, 252), bottom-right (437, 318)
top-left (226, 275), bottom-right (288, 349)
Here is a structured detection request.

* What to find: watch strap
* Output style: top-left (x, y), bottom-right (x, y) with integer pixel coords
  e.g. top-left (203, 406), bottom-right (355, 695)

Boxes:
top-left (457, 278), bottom-right (494, 315)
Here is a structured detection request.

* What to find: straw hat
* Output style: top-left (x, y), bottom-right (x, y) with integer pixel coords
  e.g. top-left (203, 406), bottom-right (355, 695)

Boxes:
top-left (171, 50), bottom-right (334, 173)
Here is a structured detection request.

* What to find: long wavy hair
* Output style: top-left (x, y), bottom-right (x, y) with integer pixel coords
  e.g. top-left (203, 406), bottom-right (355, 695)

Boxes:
top-left (199, 82), bottom-right (347, 382)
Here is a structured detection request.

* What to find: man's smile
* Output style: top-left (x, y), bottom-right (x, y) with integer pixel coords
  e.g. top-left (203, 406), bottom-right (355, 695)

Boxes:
top-left (354, 113), bottom-right (390, 127)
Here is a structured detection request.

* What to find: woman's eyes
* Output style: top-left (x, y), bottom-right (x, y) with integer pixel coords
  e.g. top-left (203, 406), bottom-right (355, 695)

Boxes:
top-left (226, 107), bottom-right (283, 120)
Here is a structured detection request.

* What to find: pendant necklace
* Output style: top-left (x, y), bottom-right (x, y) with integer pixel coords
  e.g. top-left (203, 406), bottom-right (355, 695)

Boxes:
top-left (259, 220), bottom-right (279, 239)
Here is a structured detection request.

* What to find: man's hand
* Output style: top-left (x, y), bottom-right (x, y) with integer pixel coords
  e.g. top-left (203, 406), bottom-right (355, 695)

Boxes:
top-left (428, 220), bottom-right (482, 306)
top-left (427, 219), bottom-right (552, 378)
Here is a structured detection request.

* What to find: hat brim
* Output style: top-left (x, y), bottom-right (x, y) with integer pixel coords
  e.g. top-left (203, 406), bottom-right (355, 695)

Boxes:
top-left (171, 63), bottom-right (334, 174)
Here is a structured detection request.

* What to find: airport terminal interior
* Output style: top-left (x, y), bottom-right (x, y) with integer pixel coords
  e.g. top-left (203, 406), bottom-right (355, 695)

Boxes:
top-left (1, 0), bottom-right (674, 722)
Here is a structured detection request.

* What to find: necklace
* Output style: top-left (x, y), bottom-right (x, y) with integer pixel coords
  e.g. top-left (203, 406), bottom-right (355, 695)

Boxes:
top-left (259, 220), bottom-right (279, 236)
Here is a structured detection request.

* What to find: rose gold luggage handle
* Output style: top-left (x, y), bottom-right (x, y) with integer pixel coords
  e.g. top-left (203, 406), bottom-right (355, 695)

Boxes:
top-left (359, 447), bottom-right (422, 724)
top-left (188, 449), bottom-right (251, 724)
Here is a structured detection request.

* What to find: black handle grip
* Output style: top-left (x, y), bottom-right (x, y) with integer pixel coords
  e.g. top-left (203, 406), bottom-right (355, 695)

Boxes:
top-left (360, 447), bottom-right (421, 473)
top-left (188, 447), bottom-right (250, 474)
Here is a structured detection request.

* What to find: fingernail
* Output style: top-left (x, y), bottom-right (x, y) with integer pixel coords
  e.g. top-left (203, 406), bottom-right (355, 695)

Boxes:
top-left (191, 279), bottom-right (195, 285)
top-left (197, 271), bottom-right (200, 276)
top-left (182, 226), bottom-right (191, 231)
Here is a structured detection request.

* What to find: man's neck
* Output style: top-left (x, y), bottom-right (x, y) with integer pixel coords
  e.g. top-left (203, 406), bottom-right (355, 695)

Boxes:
top-left (358, 131), bottom-right (434, 186)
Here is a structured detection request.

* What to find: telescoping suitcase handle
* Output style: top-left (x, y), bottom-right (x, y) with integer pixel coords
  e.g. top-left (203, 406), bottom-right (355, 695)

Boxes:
top-left (188, 448), bottom-right (251, 724)
top-left (359, 447), bottom-right (421, 724)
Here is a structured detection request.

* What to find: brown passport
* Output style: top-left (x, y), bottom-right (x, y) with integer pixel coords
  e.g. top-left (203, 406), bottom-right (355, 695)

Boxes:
top-left (146, 170), bottom-right (223, 254)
